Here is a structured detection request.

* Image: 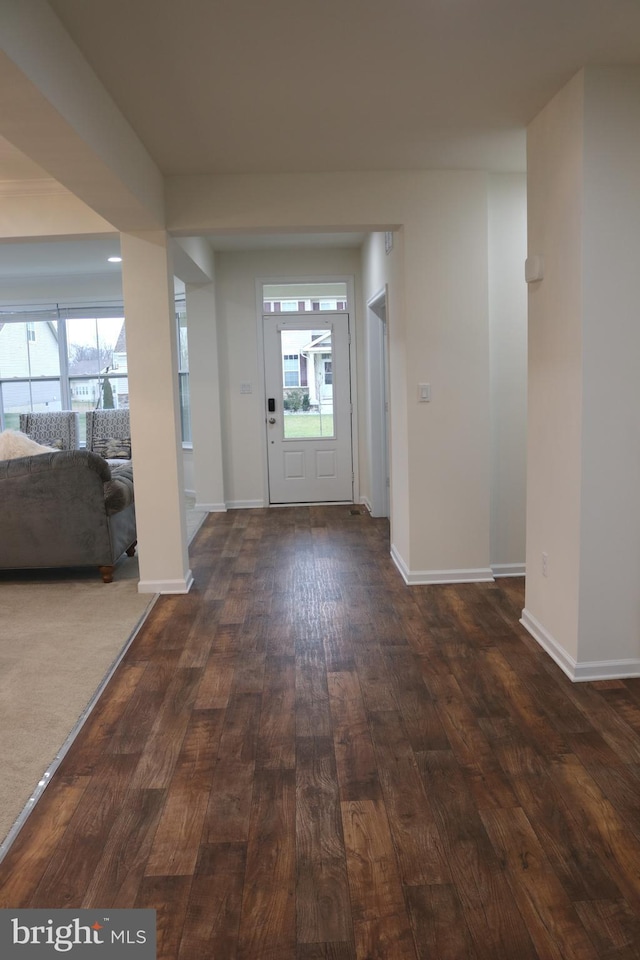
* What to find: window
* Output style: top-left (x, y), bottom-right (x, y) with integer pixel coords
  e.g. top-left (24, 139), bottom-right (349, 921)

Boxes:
top-left (263, 282), bottom-right (348, 315)
top-left (0, 307), bottom-right (127, 442)
top-left (0, 316), bottom-right (62, 430)
top-left (176, 302), bottom-right (191, 443)
top-left (283, 354), bottom-right (300, 387)
top-left (1, 298), bottom-right (191, 445)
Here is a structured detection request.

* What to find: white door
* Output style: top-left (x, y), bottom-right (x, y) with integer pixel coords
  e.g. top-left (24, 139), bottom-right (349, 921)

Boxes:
top-left (264, 313), bottom-right (353, 504)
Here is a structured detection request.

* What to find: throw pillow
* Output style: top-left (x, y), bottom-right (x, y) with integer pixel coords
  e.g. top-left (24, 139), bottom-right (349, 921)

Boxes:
top-left (92, 436), bottom-right (132, 460)
top-left (0, 429), bottom-right (59, 460)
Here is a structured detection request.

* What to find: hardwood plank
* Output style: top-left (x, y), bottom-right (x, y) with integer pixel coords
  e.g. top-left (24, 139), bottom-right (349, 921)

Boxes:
top-left (327, 670), bottom-right (381, 801)
top-left (103, 654), bottom-right (184, 759)
top-left (481, 646), bottom-right (571, 758)
top-left (381, 646), bottom-right (450, 752)
top-left (405, 884), bottom-right (477, 960)
top-left (296, 944), bottom-right (356, 960)
top-left (340, 799), bottom-right (406, 925)
top-left (368, 710), bottom-right (450, 885)
top-left (479, 805), bottom-right (601, 960)
top-left (509, 769), bottom-right (621, 902)
top-left (81, 787), bottom-right (166, 908)
top-left (178, 842), bottom-right (246, 959)
top-left (573, 898), bottom-right (640, 960)
top-left (237, 767), bottom-right (296, 960)
top-left (257, 654), bottom-right (296, 769)
top-left (296, 641), bottom-right (332, 738)
top-left (217, 691), bottom-right (262, 763)
top-left (0, 776), bottom-right (91, 907)
top-left (351, 643), bottom-right (399, 714)
top-left (442, 836), bottom-right (539, 960)
top-left (194, 651), bottom-right (237, 709)
top-left (414, 754), bottom-right (538, 960)
top-left (296, 858), bottom-right (353, 944)
top-left (423, 666), bottom-right (519, 809)
top-left (144, 710), bottom-right (222, 876)
top-left (352, 914), bottom-right (418, 960)
top-left (56, 661), bottom-right (149, 773)
top-left (202, 758), bottom-right (255, 843)
top-left (31, 754), bottom-right (141, 906)
top-left (135, 875), bottom-right (192, 960)
top-left (550, 752), bottom-right (640, 909)
top-left (296, 737), bottom-right (344, 863)
top-left (129, 667), bottom-right (203, 790)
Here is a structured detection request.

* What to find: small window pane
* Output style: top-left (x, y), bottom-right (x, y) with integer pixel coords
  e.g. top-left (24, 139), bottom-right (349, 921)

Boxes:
top-left (180, 373), bottom-right (192, 443)
top-left (0, 320), bottom-right (60, 379)
top-left (281, 328), bottom-right (335, 440)
top-left (1, 380), bottom-right (62, 430)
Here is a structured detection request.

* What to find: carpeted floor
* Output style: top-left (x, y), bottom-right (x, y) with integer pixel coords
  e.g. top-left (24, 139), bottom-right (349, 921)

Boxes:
top-left (0, 499), bottom-right (207, 849)
top-left (0, 556), bottom-right (153, 846)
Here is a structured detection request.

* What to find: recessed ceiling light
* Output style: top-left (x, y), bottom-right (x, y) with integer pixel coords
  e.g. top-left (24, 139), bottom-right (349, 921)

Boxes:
top-left (107, 256), bottom-right (122, 263)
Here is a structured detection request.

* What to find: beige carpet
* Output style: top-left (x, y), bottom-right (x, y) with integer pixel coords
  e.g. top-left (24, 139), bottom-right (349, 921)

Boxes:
top-left (0, 499), bottom-right (207, 849)
top-left (0, 556), bottom-right (154, 846)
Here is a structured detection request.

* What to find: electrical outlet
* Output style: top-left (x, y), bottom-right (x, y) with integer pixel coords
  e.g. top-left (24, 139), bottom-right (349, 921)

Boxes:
top-left (542, 552), bottom-right (548, 577)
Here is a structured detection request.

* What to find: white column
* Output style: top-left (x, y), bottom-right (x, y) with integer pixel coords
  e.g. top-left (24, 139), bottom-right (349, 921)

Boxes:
top-left (120, 230), bottom-right (192, 594)
top-left (185, 280), bottom-right (226, 511)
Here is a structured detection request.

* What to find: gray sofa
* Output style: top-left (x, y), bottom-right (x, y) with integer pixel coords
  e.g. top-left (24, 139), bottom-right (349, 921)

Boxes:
top-left (0, 449), bottom-right (136, 582)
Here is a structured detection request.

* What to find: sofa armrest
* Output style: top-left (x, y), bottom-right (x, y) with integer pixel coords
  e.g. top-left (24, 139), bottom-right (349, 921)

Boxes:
top-left (104, 461), bottom-right (134, 515)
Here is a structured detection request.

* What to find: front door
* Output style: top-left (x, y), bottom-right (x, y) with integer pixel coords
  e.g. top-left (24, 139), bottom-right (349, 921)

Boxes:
top-left (263, 313), bottom-right (353, 504)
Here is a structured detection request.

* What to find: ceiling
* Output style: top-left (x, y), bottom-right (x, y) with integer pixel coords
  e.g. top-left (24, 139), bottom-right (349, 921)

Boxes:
top-left (1, 1), bottom-right (640, 279)
top-left (0, 237), bottom-right (122, 281)
top-left (46, 0), bottom-right (640, 176)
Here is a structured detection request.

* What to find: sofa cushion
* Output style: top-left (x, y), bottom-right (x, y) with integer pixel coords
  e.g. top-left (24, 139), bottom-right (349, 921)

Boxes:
top-left (0, 429), bottom-right (59, 460)
top-left (92, 436), bottom-right (132, 460)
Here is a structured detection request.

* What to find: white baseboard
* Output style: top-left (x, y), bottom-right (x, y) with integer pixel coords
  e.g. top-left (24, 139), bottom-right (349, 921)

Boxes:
top-left (138, 569), bottom-right (194, 595)
top-left (391, 545), bottom-right (494, 585)
top-left (195, 502), bottom-right (227, 512)
top-left (520, 608), bottom-right (640, 682)
top-left (226, 500), bottom-right (265, 510)
top-left (492, 562), bottom-right (526, 578)
top-left (360, 496), bottom-right (373, 514)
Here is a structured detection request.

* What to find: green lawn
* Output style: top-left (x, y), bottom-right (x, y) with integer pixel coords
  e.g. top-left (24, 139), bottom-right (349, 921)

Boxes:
top-left (283, 412), bottom-right (334, 438)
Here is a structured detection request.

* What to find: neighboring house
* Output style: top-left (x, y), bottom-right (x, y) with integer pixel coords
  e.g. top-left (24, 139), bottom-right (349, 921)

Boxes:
top-left (110, 321), bottom-right (129, 408)
top-left (0, 320), bottom-right (62, 425)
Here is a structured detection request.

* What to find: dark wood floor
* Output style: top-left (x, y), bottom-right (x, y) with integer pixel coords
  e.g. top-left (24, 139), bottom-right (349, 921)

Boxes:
top-left (2, 506), bottom-right (640, 958)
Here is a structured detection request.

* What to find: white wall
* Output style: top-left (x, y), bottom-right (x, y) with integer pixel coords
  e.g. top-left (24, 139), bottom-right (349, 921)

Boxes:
top-left (525, 66), bottom-right (640, 678)
top-left (488, 173), bottom-right (527, 574)
top-left (402, 181), bottom-right (491, 578)
top-left (578, 67), bottom-right (640, 665)
top-left (525, 71), bottom-right (585, 662)
top-left (214, 246), bottom-right (362, 507)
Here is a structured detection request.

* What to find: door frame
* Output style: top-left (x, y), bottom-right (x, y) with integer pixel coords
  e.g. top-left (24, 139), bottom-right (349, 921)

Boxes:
top-left (255, 274), bottom-right (359, 507)
top-left (367, 287), bottom-right (390, 517)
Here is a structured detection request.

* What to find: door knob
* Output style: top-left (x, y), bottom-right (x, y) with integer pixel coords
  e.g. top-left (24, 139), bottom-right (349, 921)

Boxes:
top-left (268, 417), bottom-right (276, 424)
